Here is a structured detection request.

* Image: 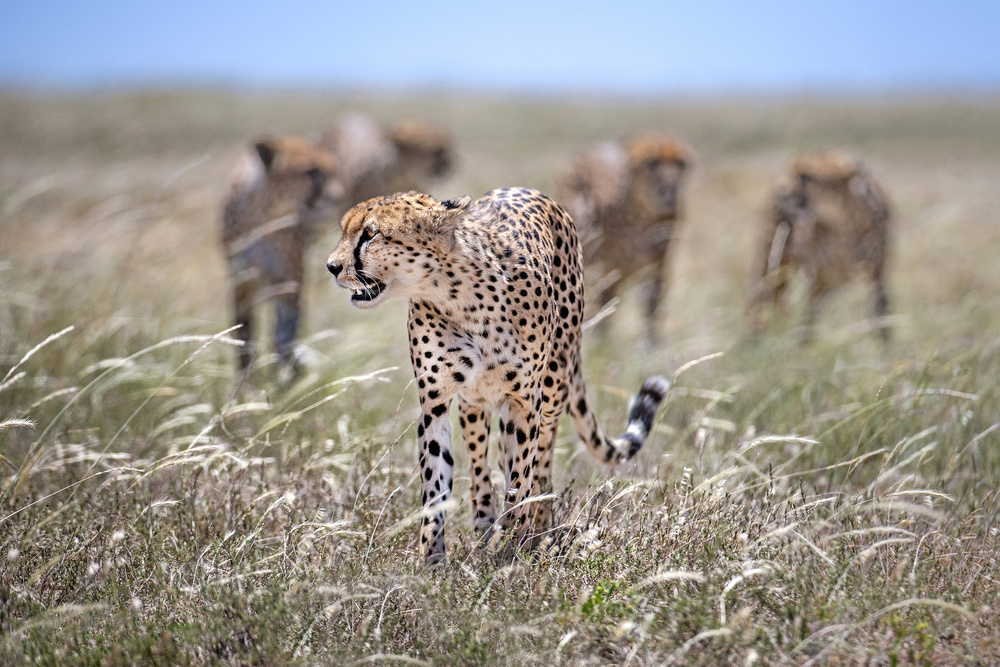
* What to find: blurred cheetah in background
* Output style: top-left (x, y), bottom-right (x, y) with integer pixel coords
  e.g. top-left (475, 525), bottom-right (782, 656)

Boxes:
top-left (558, 134), bottom-right (692, 342)
top-left (319, 114), bottom-right (453, 211)
top-left (746, 150), bottom-right (893, 342)
top-left (221, 136), bottom-right (340, 374)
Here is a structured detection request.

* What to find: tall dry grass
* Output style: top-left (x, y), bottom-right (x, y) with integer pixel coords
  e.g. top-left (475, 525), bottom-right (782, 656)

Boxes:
top-left (1, 91), bottom-right (999, 664)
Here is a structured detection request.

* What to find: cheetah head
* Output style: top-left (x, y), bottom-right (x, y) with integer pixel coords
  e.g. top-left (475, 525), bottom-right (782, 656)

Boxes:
top-left (390, 119), bottom-right (455, 179)
top-left (625, 135), bottom-right (692, 220)
top-left (326, 192), bottom-right (471, 309)
top-left (252, 136), bottom-right (342, 225)
top-left (792, 151), bottom-right (859, 185)
top-left (785, 150), bottom-right (870, 221)
top-left (790, 150), bottom-right (866, 200)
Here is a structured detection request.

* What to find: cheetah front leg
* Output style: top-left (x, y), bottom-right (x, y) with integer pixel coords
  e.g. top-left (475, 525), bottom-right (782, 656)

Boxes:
top-left (233, 276), bottom-right (257, 373)
top-left (274, 290), bottom-right (302, 376)
top-left (274, 248), bottom-right (305, 377)
top-left (873, 280), bottom-right (890, 344)
top-left (417, 396), bottom-right (455, 565)
top-left (640, 256), bottom-right (667, 346)
top-left (641, 231), bottom-right (675, 345)
top-left (458, 398), bottom-right (495, 535)
top-left (871, 261), bottom-right (891, 344)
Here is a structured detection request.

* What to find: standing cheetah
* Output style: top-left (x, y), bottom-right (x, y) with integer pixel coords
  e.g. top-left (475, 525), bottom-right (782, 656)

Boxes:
top-left (222, 136), bottom-right (340, 374)
top-left (746, 151), bottom-right (892, 342)
top-left (558, 135), bottom-right (692, 342)
top-left (326, 188), bottom-right (669, 564)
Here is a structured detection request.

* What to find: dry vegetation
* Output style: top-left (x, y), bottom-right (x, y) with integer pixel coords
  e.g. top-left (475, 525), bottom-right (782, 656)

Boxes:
top-left (2, 90), bottom-right (1000, 665)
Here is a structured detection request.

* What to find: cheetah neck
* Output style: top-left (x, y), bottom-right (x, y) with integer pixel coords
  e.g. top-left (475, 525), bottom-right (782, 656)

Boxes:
top-left (405, 232), bottom-right (506, 330)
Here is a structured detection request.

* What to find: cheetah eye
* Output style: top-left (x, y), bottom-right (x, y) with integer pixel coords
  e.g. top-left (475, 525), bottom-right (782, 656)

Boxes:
top-left (359, 227), bottom-right (379, 248)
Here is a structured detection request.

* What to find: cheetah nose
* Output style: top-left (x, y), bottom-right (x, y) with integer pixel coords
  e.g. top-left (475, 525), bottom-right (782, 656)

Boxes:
top-left (327, 260), bottom-right (343, 277)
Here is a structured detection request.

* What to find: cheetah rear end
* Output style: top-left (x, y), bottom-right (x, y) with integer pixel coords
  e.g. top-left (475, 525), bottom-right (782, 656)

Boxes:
top-left (326, 188), bottom-right (669, 564)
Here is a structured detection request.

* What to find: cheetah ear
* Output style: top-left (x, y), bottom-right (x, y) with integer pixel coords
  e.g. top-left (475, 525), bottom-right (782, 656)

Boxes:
top-left (255, 139), bottom-right (277, 171)
top-left (433, 196), bottom-right (471, 239)
top-left (441, 196), bottom-right (471, 211)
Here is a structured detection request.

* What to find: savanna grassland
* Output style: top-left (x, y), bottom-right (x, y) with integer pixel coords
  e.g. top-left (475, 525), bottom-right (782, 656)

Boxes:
top-left (1, 91), bottom-right (999, 665)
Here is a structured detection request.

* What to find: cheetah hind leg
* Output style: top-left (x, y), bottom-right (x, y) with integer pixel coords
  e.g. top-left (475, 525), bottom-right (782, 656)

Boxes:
top-left (525, 420), bottom-right (558, 552)
top-left (495, 401), bottom-right (543, 553)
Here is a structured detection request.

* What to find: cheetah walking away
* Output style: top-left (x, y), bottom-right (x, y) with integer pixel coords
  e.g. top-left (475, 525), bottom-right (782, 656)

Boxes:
top-left (558, 135), bottom-right (692, 342)
top-left (326, 188), bottom-right (669, 564)
top-left (222, 136), bottom-right (340, 375)
top-left (746, 150), bottom-right (892, 342)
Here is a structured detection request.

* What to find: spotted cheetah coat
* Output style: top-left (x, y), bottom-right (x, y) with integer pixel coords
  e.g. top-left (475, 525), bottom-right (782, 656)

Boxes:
top-left (326, 188), bottom-right (668, 563)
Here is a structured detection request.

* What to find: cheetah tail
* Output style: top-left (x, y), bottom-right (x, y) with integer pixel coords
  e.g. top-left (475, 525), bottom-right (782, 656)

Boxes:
top-left (568, 375), bottom-right (670, 464)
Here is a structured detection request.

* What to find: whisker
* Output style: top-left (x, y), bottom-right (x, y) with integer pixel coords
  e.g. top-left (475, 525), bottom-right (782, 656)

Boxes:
top-left (357, 270), bottom-right (379, 289)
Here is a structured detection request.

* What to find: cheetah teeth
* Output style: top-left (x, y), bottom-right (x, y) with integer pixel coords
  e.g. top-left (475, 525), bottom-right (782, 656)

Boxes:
top-left (350, 280), bottom-right (386, 302)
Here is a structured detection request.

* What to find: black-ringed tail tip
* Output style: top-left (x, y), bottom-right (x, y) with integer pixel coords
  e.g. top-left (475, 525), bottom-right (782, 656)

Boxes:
top-left (621, 375), bottom-right (671, 458)
top-left (569, 374), bottom-right (671, 465)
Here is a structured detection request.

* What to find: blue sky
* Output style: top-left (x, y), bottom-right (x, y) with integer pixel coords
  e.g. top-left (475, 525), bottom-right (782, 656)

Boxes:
top-left (2, 1), bottom-right (999, 94)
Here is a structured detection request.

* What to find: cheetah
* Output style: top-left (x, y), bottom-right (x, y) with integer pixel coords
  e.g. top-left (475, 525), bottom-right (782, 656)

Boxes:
top-left (318, 114), bottom-right (453, 210)
top-left (222, 136), bottom-right (340, 374)
top-left (558, 134), bottom-right (692, 342)
top-left (746, 150), bottom-right (892, 342)
top-left (326, 188), bottom-right (669, 564)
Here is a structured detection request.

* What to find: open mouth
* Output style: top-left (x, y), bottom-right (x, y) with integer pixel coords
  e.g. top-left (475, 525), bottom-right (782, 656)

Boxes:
top-left (350, 279), bottom-right (386, 303)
